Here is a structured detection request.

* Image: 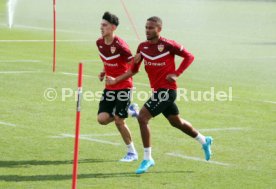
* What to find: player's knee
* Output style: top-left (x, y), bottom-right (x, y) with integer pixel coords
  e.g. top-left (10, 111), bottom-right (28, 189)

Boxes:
top-left (137, 108), bottom-right (152, 126)
top-left (137, 114), bottom-right (148, 126)
top-left (97, 116), bottom-right (109, 125)
top-left (137, 114), bottom-right (143, 123)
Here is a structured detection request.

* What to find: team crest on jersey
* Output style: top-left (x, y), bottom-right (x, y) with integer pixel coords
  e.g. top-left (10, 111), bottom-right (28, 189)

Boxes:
top-left (158, 44), bottom-right (164, 52)
top-left (110, 46), bottom-right (116, 54)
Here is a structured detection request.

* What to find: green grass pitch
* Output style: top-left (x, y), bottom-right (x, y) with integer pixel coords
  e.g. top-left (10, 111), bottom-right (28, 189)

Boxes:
top-left (0, 0), bottom-right (275, 188)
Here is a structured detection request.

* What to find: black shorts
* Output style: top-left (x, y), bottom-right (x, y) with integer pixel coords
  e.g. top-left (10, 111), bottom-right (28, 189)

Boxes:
top-left (144, 89), bottom-right (179, 118)
top-left (98, 89), bottom-right (131, 118)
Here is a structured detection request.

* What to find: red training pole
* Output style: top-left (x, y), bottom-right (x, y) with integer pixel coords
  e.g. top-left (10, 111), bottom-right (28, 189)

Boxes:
top-left (72, 63), bottom-right (83, 189)
top-left (52, 0), bottom-right (56, 72)
top-left (120, 0), bottom-right (141, 41)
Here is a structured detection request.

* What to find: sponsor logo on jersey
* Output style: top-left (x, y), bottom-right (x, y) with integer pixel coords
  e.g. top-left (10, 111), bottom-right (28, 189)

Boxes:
top-left (110, 46), bottom-right (116, 54)
top-left (158, 44), bottom-right (164, 52)
top-left (144, 60), bottom-right (166, 67)
top-left (104, 62), bottom-right (118, 67)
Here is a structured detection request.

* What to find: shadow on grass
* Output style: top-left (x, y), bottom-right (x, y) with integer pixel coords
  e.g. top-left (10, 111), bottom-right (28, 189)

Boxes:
top-left (0, 159), bottom-right (117, 168)
top-left (0, 172), bottom-right (137, 182)
top-left (0, 171), bottom-right (193, 182)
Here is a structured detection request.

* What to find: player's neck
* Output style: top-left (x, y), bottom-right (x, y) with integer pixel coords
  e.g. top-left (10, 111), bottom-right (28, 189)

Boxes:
top-left (148, 36), bottom-right (160, 44)
top-left (104, 34), bottom-right (115, 45)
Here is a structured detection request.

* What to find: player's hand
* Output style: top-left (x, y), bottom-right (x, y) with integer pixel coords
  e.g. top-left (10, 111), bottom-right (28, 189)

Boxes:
top-left (98, 71), bottom-right (105, 82)
top-left (134, 53), bottom-right (142, 64)
top-left (166, 74), bottom-right (178, 82)
top-left (106, 76), bottom-right (117, 85)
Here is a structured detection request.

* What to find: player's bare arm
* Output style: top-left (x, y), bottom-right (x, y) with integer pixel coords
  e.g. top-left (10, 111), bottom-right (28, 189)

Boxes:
top-left (106, 70), bottom-right (133, 85)
top-left (166, 74), bottom-right (178, 82)
top-left (98, 69), bottom-right (105, 82)
top-left (166, 45), bottom-right (195, 82)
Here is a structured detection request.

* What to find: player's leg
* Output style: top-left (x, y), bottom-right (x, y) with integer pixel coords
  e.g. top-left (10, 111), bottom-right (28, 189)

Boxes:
top-left (135, 106), bottom-right (155, 173)
top-left (163, 105), bottom-right (197, 137)
top-left (137, 107), bottom-right (152, 148)
top-left (97, 112), bottom-right (114, 125)
top-left (136, 89), bottom-right (173, 174)
top-left (114, 116), bottom-right (132, 144)
top-left (163, 104), bottom-right (213, 160)
top-left (97, 89), bottom-right (115, 125)
top-left (115, 89), bottom-right (138, 162)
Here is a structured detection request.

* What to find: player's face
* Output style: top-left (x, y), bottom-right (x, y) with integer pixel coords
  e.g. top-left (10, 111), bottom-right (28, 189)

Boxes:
top-left (100, 20), bottom-right (116, 37)
top-left (145, 21), bottom-right (161, 40)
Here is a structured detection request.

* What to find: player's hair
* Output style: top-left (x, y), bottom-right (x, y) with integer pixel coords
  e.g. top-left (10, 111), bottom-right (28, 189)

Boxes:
top-left (147, 16), bottom-right (162, 28)
top-left (102, 11), bottom-right (119, 26)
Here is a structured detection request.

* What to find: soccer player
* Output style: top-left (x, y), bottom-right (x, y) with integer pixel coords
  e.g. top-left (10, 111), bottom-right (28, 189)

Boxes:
top-left (106, 16), bottom-right (213, 173)
top-left (96, 12), bottom-right (138, 162)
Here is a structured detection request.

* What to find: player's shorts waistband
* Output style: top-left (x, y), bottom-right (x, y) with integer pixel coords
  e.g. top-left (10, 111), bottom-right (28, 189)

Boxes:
top-left (153, 88), bottom-right (177, 92)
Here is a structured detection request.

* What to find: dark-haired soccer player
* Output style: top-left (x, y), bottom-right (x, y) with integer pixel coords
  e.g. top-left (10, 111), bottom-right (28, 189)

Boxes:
top-left (106, 16), bottom-right (213, 173)
top-left (96, 12), bottom-right (139, 162)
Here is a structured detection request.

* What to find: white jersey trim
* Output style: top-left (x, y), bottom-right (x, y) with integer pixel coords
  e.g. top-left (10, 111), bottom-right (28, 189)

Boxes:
top-left (140, 51), bottom-right (170, 60)
top-left (99, 52), bottom-right (121, 61)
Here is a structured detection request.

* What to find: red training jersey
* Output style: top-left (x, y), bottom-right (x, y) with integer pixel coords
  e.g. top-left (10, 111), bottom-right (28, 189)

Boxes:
top-left (96, 36), bottom-right (133, 90)
top-left (132, 37), bottom-right (194, 91)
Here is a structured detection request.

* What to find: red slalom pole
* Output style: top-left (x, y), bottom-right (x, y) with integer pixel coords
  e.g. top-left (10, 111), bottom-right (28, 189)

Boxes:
top-left (52, 0), bottom-right (56, 72)
top-left (72, 63), bottom-right (83, 189)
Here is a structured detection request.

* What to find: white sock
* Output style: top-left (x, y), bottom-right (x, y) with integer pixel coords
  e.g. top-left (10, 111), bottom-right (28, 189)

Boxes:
top-left (144, 147), bottom-right (152, 160)
top-left (195, 133), bottom-right (206, 145)
top-left (127, 142), bottom-right (136, 154)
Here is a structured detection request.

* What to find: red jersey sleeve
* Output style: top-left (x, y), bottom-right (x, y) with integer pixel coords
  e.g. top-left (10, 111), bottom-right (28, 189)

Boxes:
top-left (96, 38), bottom-right (101, 49)
top-left (119, 42), bottom-right (134, 63)
top-left (170, 40), bottom-right (195, 76)
top-left (130, 44), bottom-right (143, 73)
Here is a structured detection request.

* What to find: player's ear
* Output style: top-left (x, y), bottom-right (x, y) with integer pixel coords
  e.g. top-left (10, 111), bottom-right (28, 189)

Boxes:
top-left (157, 26), bottom-right (162, 32)
top-left (112, 25), bottom-right (117, 31)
